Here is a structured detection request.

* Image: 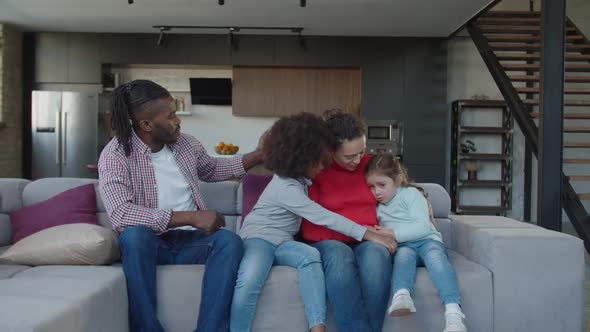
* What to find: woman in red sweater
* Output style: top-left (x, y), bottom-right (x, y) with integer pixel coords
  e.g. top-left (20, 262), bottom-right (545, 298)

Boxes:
top-left (301, 110), bottom-right (393, 332)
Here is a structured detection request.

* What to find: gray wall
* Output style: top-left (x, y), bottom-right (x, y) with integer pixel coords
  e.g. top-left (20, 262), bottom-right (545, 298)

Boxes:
top-left (34, 32), bottom-right (447, 184)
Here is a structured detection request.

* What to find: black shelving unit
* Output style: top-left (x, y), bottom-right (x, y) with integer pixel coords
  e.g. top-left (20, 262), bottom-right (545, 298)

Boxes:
top-left (450, 100), bottom-right (513, 216)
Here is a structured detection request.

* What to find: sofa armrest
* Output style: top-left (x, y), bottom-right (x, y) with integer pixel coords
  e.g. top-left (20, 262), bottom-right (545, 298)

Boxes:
top-left (450, 215), bottom-right (584, 332)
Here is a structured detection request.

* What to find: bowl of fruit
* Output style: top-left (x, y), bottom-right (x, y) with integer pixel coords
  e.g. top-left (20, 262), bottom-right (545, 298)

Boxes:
top-left (215, 142), bottom-right (240, 155)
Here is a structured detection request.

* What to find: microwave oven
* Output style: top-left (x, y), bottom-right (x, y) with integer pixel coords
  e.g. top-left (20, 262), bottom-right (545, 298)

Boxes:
top-left (365, 120), bottom-right (403, 159)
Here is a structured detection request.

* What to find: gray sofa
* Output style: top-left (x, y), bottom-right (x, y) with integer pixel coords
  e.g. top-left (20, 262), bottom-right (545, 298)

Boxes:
top-left (0, 177), bottom-right (585, 332)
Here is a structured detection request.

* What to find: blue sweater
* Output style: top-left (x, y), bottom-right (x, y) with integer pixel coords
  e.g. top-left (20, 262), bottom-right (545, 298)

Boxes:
top-left (377, 186), bottom-right (442, 244)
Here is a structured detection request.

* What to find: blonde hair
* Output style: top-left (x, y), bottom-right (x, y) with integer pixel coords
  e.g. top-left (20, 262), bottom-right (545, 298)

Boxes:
top-left (364, 153), bottom-right (429, 198)
top-left (364, 153), bottom-right (411, 186)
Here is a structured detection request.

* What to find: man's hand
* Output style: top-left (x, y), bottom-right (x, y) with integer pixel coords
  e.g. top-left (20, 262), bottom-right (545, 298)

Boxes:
top-left (191, 210), bottom-right (225, 234)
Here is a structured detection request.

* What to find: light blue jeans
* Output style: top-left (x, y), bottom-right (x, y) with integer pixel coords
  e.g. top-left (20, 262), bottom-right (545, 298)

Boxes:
top-left (391, 238), bottom-right (462, 305)
top-left (310, 240), bottom-right (392, 332)
top-left (230, 238), bottom-right (326, 332)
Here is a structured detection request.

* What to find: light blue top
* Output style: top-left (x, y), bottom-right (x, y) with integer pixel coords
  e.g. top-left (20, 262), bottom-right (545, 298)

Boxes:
top-left (377, 186), bottom-right (442, 244)
top-left (239, 174), bottom-right (367, 245)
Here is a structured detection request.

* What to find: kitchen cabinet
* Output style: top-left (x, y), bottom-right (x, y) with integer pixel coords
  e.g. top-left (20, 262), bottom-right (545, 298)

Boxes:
top-left (232, 66), bottom-right (361, 117)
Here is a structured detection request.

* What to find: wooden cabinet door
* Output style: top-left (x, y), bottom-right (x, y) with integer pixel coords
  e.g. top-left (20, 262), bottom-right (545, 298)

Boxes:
top-left (232, 66), bottom-right (361, 117)
top-left (232, 67), bottom-right (276, 116)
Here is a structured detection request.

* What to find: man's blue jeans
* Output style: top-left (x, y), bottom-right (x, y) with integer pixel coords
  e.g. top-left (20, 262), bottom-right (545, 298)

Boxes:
top-left (119, 226), bottom-right (244, 332)
top-left (230, 238), bottom-right (326, 332)
top-left (391, 239), bottom-right (461, 306)
top-left (310, 240), bottom-right (392, 332)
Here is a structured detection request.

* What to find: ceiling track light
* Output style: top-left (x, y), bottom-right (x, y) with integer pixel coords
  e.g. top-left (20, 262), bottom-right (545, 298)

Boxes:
top-left (218, 0), bottom-right (224, 5)
top-left (228, 28), bottom-right (239, 51)
top-left (152, 26), bottom-right (306, 50)
top-left (156, 27), bottom-right (168, 47)
top-left (300, 0), bottom-right (306, 7)
top-left (128, 0), bottom-right (133, 4)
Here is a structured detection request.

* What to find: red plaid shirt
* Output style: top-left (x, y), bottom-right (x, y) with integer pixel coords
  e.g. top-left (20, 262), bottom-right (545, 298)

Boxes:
top-left (98, 131), bottom-right (245, 233)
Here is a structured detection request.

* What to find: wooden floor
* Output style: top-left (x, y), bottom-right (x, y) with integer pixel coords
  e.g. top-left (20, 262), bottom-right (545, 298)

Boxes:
top-left (561, 223), bottom-right (590, 331)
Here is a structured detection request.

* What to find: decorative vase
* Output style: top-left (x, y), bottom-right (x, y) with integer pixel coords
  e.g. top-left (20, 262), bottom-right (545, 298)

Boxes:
top-left (467, 170), bottom-right (478, 181)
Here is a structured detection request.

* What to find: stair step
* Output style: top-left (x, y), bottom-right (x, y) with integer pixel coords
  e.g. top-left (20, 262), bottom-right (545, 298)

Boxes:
top-left (564, 142), bottom-right (590, 148)
top-left (530, 112), bottom-right (590, 118)
top-left (460, 126), bottom-right (511, 134)
top-left (490, 43), bottom-right (590, 51)
top-left (458, 180), bottom-right (511, 188)
top-left (480, 25), bottom-right (577, 34)
top-left (503, 63), bottom-right (590, 72)
top-left (496, 53), bottom-right (590, 62)
top-left (526, 100), bottom-right (590, 107)
top-left (579, 194), bottom-right (590, 200)
top-left (509, 75), bottom-right (590, 83)
top-left (564, 127), bottom-right (590, 133)
top-left (478, 17), bottom-right (541, 25)
top-left (486, 35), bottom-right (584, 42)
top-left (568, 175), bottom-right (590, 181)
top-left (564, 159), bottom-right (590, 164)
top-left (484, 11), bottom-right (540, 17)
top-left (516, 87), bottom-right (590, 95)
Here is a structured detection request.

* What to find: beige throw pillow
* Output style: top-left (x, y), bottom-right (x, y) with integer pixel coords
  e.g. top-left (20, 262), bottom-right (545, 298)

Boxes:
top-left (0, 223), bottom-right (120, 266)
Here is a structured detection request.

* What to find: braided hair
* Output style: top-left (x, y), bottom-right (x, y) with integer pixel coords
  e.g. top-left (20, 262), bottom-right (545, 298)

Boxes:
top-left (110, 80), bottom-right (171, 156)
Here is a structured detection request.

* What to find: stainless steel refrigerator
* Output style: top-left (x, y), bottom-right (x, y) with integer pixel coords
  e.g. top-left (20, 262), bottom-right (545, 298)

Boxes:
top-left (31, 90), bottom-right (98, 179)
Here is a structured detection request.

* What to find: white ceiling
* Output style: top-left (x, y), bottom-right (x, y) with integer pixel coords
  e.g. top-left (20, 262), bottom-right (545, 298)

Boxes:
top-left (0, 0), bottom-right (492, 37)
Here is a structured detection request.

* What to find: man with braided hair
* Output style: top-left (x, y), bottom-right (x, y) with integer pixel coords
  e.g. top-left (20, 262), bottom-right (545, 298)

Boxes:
top-left (98, 79), bottom-right (264, 332)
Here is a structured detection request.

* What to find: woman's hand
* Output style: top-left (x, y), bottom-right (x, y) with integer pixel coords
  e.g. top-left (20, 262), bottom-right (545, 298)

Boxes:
top-left (370, 225), bottom-right (396, 240)
top-left (363, 227), bottom-right (397, 254)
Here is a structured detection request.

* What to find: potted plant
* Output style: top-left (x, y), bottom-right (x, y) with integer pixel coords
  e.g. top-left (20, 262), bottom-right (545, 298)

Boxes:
top-left (460, 140), bottom-right (476, 154)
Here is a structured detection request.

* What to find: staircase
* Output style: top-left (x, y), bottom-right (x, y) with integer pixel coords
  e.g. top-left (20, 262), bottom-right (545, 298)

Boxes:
top-left (467, 11), bottom-right (590, 252)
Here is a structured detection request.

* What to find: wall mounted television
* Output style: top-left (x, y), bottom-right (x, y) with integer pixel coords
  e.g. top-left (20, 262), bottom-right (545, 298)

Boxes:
top-left (189, 78), bottom-right (232, 105)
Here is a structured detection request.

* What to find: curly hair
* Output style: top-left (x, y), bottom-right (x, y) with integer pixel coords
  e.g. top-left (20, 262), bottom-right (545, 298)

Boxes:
top-left (321, 109), bottom-right (366, 145)
top-left (264, 112), bottom-right (337, 179)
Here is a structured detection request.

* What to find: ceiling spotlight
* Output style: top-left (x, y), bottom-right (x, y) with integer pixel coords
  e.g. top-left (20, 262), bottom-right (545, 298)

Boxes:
top-left (300, 0), bottom-right (306, 7)
top-left (128, 0), bottom-right (133, 4)
top-left (156, 27), bottom-right (167, 47)
top-left (219, 0), bottom-right (224, 5)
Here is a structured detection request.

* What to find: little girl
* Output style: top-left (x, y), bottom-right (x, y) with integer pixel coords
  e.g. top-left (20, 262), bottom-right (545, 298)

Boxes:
top-left (364, 153), bottom-right (467, 332)
top-left (230, 113), bottom-right (396, 332)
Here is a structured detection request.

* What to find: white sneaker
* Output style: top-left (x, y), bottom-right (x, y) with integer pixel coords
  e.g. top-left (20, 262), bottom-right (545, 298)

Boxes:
top-left (444, 311), bottom-right (466, 332)
top-left (387, 292), bottom-right (416, 317)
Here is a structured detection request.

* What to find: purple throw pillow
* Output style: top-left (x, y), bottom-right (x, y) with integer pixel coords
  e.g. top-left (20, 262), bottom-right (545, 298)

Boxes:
top-left (241, 174), bottom-right (273, 224)
top-left (10, 184), bottom-right (98, 243)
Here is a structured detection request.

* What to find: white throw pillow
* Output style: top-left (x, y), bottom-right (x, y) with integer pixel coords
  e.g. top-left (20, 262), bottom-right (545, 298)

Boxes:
top-left (0, 223), bottom-right (120, 266)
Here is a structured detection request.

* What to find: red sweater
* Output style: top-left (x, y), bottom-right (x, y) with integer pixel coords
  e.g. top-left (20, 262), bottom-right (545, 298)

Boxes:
top-left (301, 155), bottom-right (378, 243)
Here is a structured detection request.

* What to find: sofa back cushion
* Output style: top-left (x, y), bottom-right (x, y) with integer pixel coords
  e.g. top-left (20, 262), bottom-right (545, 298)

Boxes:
top-left (0, 179), bottom-right (31, 246)
top-left (11, 183), bottom-right (98, 243)
top-left (239, 174), bottom-right (273, 220)
top-left (198, 181), bottom-right (240, 215)
top-left (0, 179), bottom-right (31, 214)
top-left (417, 183), bottom-right (450, 219)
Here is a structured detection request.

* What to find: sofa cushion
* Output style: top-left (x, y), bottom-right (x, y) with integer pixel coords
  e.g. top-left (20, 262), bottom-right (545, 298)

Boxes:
top-left (0, 223), bottom-right (120, 266)
top-left (0, 178), bottom-right (30, 213)
top-left (0, 265), bottom-right (128, 332)
top-left (10, 183), bottom-right (98, 243)
top-left (0, 214), bottom-right (11, 247)
top-left (383, 250), bottom-right (493, 332)
top-left (240, 174), bottom-right (273, 220)
top-left (418, 183), bottom-right (450, 219)
top-left (0, 265), bottom-right (30, 280)
top-left (198, 180), bottom-right (240, 215)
